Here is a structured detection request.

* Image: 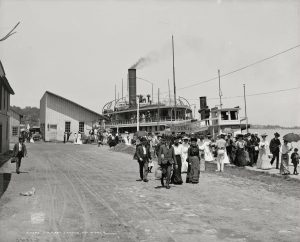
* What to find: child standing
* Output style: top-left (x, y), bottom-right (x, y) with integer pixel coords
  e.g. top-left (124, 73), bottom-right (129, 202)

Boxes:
top-left (291, 148), bottom-right (299, 175)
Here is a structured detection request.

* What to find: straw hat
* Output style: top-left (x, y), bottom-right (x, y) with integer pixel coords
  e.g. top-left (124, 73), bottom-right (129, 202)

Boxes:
top-left (261, 133), bottom-right (268, 137)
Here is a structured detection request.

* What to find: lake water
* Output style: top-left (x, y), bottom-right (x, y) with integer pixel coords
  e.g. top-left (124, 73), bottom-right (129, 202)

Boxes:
top-left (249, 128), bottom-right (300, 150)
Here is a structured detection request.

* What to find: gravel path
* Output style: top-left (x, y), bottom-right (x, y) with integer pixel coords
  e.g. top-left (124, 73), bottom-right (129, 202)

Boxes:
top-left (0, 143), bottom-right (299, 242)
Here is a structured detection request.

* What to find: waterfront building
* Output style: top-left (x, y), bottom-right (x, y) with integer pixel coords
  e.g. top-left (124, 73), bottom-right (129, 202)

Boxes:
top-left (0, 60), bottom-right (15, 153)
top-left (8, 108), bottom-right (23, 144)
top-left (40, 91), bottom-right (106, 142)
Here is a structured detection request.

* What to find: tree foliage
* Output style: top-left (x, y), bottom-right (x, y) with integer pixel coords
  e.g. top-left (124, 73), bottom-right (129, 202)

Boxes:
top-left (10, 105), bottom-right (40, 127)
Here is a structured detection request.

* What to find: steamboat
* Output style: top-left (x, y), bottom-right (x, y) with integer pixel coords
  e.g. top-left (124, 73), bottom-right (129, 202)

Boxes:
top-left (101, 69), bottom-right (249, 136)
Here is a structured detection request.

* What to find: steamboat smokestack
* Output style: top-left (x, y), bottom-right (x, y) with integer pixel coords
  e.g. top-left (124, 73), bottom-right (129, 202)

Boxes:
top-left (199, 96), bottom-right (207, 120)
top-left (128, 69), bottom-right (137, 107)
top-left (199, 96), bottom-right (207, 110)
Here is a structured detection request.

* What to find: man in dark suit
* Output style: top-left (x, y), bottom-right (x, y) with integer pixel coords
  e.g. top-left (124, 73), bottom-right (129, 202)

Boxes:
top-left (13, 137), bottom-right (27, 174)
top-left (158, 139), bottom-right (177, 189)
top-left (253, 132), bottom-right (260, 163)
top-left (270, 132), bottom-right (281, 169)
top-left (136, 137), bottom-right (152, 182)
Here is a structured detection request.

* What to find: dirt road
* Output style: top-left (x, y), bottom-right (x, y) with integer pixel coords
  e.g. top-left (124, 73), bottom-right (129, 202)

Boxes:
top-left (0, 143), bottom-right (299, 242)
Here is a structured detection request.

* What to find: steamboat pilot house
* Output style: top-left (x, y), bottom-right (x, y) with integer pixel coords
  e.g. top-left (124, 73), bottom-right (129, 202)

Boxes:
top-left (102, 69), bottom-right (193, 133)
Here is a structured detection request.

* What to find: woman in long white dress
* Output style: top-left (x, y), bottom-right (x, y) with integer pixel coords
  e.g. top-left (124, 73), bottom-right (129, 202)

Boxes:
top-left (73, 132), bottom-right (77, 144)
top-left (203, 136), bottom-right (214, 162)
top-left (256, 133), bottom-right (272, 170)
top-left (223, 149), bottom-right (230, 164)
top-left (76, 132), bottom-right (83, 145)
top-left (181, 137), bottom-right (189, 173)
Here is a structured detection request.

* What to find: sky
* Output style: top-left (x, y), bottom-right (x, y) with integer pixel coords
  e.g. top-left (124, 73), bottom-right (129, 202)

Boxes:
top-left (0, 0), bottom-right (299, 127)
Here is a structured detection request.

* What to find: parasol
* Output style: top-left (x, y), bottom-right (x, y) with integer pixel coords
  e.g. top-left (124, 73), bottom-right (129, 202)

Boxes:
top-left (282, 133), bottom-right (300, 143)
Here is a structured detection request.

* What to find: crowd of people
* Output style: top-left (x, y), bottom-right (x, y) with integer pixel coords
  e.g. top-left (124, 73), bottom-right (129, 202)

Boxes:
top-left (133, 131), bottom-right (299, 189)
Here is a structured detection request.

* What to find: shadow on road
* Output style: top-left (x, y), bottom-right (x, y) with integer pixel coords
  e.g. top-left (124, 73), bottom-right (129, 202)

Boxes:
top-left (0, 173), bottom-right (11, 198)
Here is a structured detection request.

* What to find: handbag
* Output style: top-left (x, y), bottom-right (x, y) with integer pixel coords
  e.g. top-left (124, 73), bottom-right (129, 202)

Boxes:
top-left (11, 157), bottom-right (18, 163)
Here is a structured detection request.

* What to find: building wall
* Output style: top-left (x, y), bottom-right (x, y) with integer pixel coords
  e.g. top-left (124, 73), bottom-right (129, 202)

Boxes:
top-left (39, 93), bottom-right (46, 140)
top-left (0, 82), bottom-right (10, 153)
top-left (9, 110), bottom-right (21, 144)
top-left (41, 93), bottom-right (101, 141)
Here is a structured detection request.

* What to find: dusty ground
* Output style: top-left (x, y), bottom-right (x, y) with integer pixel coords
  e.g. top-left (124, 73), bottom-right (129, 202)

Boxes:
top-left (0, 143), bottom-right (299, 242)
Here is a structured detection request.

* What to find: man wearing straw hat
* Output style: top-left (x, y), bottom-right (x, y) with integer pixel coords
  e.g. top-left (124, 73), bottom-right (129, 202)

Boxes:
top-left (136, 137), bottom-right (152, 182)
top-left (158, 138), bottom-right (177, 189)
top-left (216, 134), bottom-right (227, 172)
top-left (12, 137), bottom-right (27, 174)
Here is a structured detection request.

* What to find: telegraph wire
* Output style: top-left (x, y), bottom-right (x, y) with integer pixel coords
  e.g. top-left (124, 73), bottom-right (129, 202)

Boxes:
top-left (157, 43), bottom-right (300, 93)
top-left (179, 86), bottom-right (300, 101)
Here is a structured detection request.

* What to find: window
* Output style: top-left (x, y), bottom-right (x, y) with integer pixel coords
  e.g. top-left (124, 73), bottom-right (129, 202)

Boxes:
top-left (65, 122), bottom-right (71, 133)
top-left (49, 124), bottom-right (57, 130)
top-left (79, 122), bottom-right (84, 132)
top-left (230, 111), bottom-right (238, 120)
top-left (221, 111), bottom-right (229, 120)
top-left (6, 92), bottom-right (9, 110)
top-left (3, 89), bottom-right (5, 111)
top-left (12, 126), bottom-right (18, 136)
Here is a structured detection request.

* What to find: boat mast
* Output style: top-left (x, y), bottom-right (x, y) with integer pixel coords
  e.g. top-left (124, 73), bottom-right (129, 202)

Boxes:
top-left (172, 35), bottom-right (177, 120)
top-left (137, 96), bottom-right (140, 131)
top-left (168, 79), bottom-right (171, 105)
top-left (122, 78), bottom-right (124, 100)
top-left (157, 88), bottom-right (160, 128)
top-left (115, 84), bottom-right (117, 104)
top-left (243, 84), bottom-right (248, 133)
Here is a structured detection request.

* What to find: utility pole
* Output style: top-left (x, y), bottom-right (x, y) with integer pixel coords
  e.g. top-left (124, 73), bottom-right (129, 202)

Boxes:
top-left (172, 35), bottom-right (177, 120)
top-left (137, 96), bottom-right (140, 131)
top-left (157, 88), bottom-right (160, 123)
top-left (168, 79), bottom-right (171, 105)
top-left (218, 69), bottom-right (222, 134)
top-left (243, 84), bottom-right (248, 133)
top-left (152, 83), bottom-right (154, 103)
top-left (218, 69), bottom-right (222, 109)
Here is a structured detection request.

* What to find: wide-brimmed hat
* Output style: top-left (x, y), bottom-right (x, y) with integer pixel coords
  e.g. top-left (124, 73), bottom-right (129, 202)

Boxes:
top-left (182, 136), bottom-right (189, 140)
top-left (261, 133), bottom-right (268, 137)
top-left (274, 132), bottom-right (280, 137)
top-left (236, 134), bottom-right (244, 138)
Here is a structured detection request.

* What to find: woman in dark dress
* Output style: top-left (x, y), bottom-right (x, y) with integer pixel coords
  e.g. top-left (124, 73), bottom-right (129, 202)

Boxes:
top-left (234, 134), bottom-right (248, 166)
top-left (186, 137), bottom-right (201, 184)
